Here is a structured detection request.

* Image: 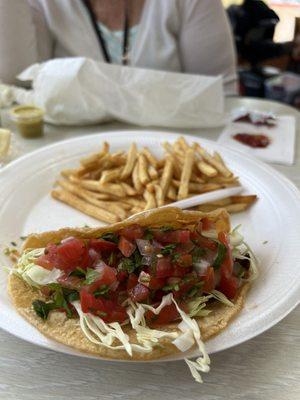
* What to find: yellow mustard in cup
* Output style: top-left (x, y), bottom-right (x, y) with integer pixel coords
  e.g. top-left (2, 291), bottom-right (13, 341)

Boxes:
top-left (9, 105), bottom-right (44, 138)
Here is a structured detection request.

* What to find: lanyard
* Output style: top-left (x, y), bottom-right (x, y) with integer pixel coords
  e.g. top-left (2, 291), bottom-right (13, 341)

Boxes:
top-left (82, 0), bottom-right (130, 65)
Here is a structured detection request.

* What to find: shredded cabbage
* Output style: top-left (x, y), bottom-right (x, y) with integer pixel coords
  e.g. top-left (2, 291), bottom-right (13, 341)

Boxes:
top-left (13, 248), bottom-right (63, 287)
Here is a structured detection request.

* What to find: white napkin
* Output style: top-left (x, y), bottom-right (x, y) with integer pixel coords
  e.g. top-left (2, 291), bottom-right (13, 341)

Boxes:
top-left (218, 115), bottom-right (296, 165)
top-left (9, 57), bottom-right (225, 129)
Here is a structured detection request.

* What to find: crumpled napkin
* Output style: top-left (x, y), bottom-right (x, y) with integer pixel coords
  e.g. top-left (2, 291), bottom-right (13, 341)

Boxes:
top-left (2, 57), bottom-right (226, 128)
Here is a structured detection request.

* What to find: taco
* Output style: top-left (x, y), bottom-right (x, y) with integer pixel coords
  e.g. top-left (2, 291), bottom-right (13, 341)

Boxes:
top-left (8, 207), bottom-right (257, 382)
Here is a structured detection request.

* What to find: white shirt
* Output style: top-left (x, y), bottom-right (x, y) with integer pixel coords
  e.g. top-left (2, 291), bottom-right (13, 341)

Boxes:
top-left (0, 0), bottom-right (237, 94)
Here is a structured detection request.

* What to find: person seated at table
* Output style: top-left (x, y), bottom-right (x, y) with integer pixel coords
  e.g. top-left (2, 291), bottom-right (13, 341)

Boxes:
top-left (0, 0), bottom-right (237, 95)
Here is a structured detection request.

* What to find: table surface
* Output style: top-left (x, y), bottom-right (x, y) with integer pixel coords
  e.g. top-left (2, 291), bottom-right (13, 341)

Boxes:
top-left (0, 97), bottom-right (299, 400)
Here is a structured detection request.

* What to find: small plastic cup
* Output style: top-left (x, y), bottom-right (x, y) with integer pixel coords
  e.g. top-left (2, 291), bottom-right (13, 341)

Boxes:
top-left (9, 105), bottom-right (44, 138)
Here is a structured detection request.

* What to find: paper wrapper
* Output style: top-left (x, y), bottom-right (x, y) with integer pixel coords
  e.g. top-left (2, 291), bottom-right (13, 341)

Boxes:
top-left (10, 57), bottom-right (225, 128)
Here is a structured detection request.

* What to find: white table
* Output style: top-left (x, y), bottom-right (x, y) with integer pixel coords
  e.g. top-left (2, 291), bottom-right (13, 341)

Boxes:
top-left (0, 97), bottom-right (299, 400)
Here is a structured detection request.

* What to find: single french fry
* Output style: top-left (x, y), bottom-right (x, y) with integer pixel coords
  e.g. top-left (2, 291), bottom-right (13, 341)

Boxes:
top-left (144, 190), bottom-right (156, 210)
top-left (121, 143), bottom-right (138, 179)
top-left (162, 143), bottom-right (182, 179)
top-left (57, 180), bottom-right (127, 219)
top-left (138, 154), bottom-right (150, 185)
top-left (195, 144), bottom-right (232, 178)
top-left (154, 184), bottom-right (163, 206)
top-left (196, 160), bottom-right (218, 177)
top-left (158, 157), bottom-right (173, 206)
top-left (167, 185), bottom-right (177, 201)
top-left (98, 183), bottom-right (126, 197)
top-left (132, 161), bottom-right (143, 193)
top-left (79, 142), bottom-right (109, 167)
top-left (230, 195), bottom-right (257, 205)
top-left (123, 197), bottom-right (146, 207)
top-left (197, 183), bottom-right (222, 193)
top-left (142, 147), bottom-right (159, 168)
top-left (131, 206), bottom-right (144, 214)
top-left (121, 182), bottom-right (137, 196)
top-left (207, 197), bottom-right (232, 207)
top-left (224, 203), bottom-right (249, 213)
top-left (148, 165), bottom-right (158, 180)
top-left (110, 151), bottom-right (127, 167)
top-left (99, 167), bottom-right (122, 184)
top-left (69, 177), bottom-right (101, 192)
top-left (177, 136), bottom-right (189, 150)
top-left (52, 189), bottom-right (119, 223)
top-left (178, 149), bottom-right (194, 200)
top-left (60, 169), bottom-right (77, 178)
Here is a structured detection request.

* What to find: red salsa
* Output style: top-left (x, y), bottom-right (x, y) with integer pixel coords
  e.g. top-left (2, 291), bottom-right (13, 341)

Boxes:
top-left (233, 133), bottom-right (270, 148)
top-left (33, 220), bottom-right (248, 324)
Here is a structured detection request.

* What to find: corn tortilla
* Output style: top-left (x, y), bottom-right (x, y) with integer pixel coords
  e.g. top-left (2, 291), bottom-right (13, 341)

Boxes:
top-left (8, 208), bottom-right (250, 360)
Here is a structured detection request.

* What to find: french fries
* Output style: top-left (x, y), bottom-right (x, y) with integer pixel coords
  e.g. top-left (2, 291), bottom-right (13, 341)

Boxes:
top-left (52, 136), bottom-right (257, 224)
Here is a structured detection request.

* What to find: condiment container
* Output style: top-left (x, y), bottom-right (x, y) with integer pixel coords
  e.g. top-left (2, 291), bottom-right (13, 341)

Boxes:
top-left (9, 105), bottom-right (44, 138)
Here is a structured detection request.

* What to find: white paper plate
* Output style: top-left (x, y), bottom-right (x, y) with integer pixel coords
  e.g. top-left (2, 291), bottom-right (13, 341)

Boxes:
top-left (0, 131), bottom-right (299, 361)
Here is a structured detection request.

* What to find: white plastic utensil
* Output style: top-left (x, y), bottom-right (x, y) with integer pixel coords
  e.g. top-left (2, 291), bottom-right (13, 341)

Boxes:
top-left (130, 186), bottom-right (243, 218)
top-left (162, 186), bottom-right (243, 209)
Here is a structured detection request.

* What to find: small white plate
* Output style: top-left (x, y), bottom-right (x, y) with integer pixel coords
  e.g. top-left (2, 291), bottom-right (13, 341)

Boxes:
top-left (0, 131), bottom-right (299, 361)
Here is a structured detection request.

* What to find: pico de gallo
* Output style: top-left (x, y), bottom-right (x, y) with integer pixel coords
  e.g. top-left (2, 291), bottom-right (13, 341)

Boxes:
top-left (17, 218), bottom-right (251, 325)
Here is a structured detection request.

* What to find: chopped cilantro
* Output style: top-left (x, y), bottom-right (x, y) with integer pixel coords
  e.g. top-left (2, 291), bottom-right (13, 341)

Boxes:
top-left (162, 283), bottom-right (180, 292)
top-left (118, 250), bottom-right (142, 273)
top-left (85, 268), bottom-right (100, 285)
top-left (32, 286), bottom-right (76, 320)
top-left (20, 235), bottom-right (28, 241)
top-left (94, 285), bottom-right (110, 298)
top-left (160, 226), bottom-right (174, 232)
top-left (172, 253), bottom-right (181, 262)
top-left (213, 242), bottom-right (227, 269)
top-left (192, 247), bottom-right (206, 263)
top-left (108, 252), bottom-right (115, 266)
top-left (144, 229), bottom-right (154, 240)
top-left (161, 244), bottom-right (176, 255)
top-left (10, 241), bottom-right (17, 247)
top-left (32, 300), bottom-right (55, 320)
top-left (100, 232), bottom-right (119, 244)
top-left (70, 267), bottom-right (86, 278)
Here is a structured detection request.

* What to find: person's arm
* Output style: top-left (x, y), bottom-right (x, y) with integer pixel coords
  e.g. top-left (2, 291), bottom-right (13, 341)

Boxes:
top-left (178, 0), bottom-right (238, 95)
top-left (0, 0), bottom-right (53, 84)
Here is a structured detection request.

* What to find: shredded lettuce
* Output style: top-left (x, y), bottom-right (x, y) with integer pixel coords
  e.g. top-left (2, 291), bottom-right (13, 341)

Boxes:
top-left (13, 248), bottom-right (63, 287)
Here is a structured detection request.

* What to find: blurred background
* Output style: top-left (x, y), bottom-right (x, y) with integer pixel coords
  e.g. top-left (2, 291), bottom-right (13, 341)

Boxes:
top-left (223, 0), bottom-right (300, 107)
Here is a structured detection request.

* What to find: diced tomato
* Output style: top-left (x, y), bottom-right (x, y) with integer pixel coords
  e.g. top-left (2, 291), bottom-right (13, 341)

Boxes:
top-left (127, 273), bottom-right (138, 290)
top-left (57, 274), bottom-right (83, 290)
top-left (129, 283), bottom-right (150, 302)
top-left (80, 247), bottom-right (100, 269)
top-left (173, 272), bottom-right (198, 298)
top-left (218, 275), bottom-right (238, 299)
top-left (80, 289), bottom-right (127, 322)
top-left (172, 265), bottom-right (191, 278)
top-left (80, 288), bottom-right (101, 313)
top-left (89, 238), bottom-right (117, 252)
top-left (56, 238), bottom-right (86, 269)
top-left (108, 307), bottom-right (128, 323)
top-left (117, 271), bottom-right (128, 282)
top-left (148, 276), bottom-right (166, 290)
top-left (88, 264), bottom-right (117, 293)
top-left (119, 225), bottom-right (144, 241)
top-left (176, 241), bottom-right (195, 254)
top-left (145, 303), bottom-right (179, 325)
top-left (176, 253), bottom-right (193, 268)
top-left (156, 257), bottom-right (173, 278)
top-left (200, 217), bottom-right (214, 231)
top-left (192, 232), bottom-right (217, 251)
top-left (218, 232), bottom-right (233, 277)
top-left (153, 230), bottom-right (190, 244)
top-left (35, 244), bottom-right (58, 270)
top-left (201, 266), bottom-right (215, 293)
top-left (118, 236), bottom-right (136, 257)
